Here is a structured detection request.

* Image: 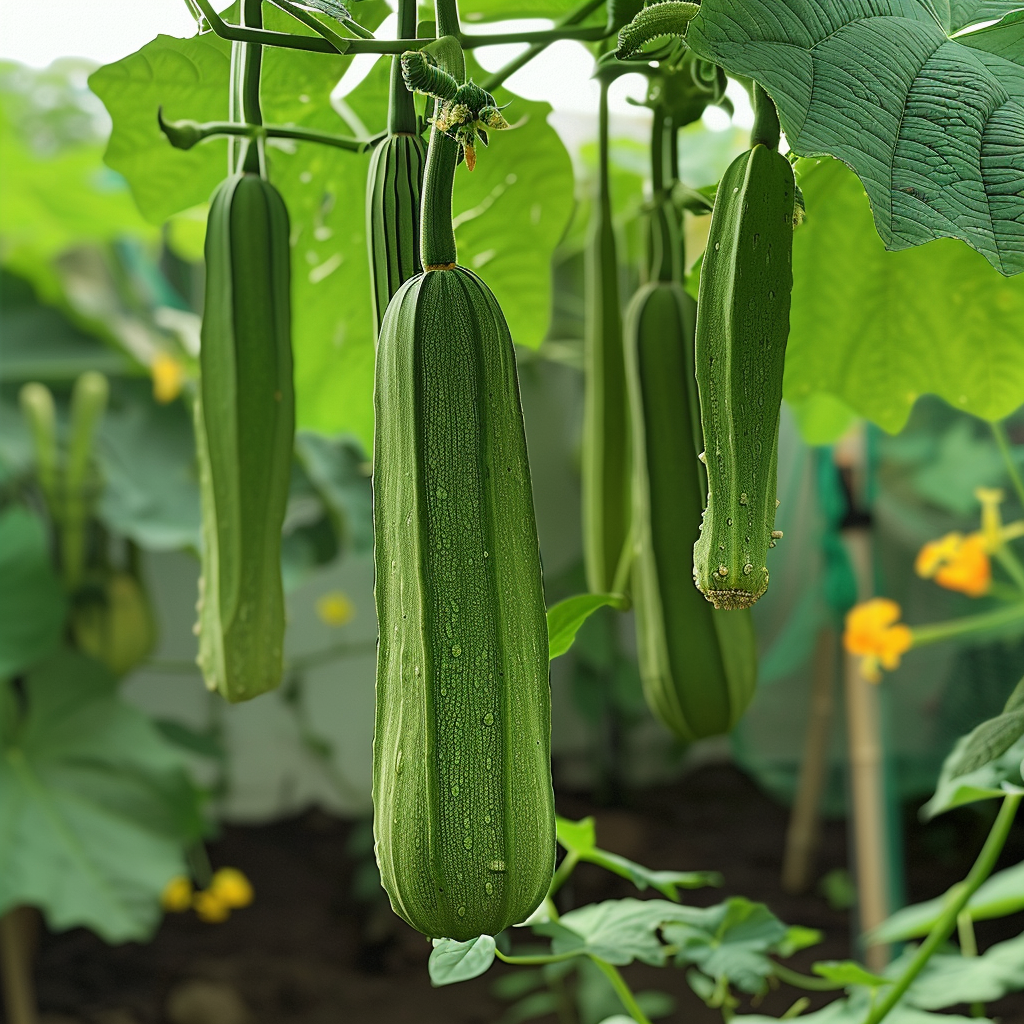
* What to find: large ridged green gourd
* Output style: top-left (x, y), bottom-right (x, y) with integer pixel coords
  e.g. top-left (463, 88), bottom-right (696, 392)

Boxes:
top-left (372, 32), bottom-right (554, 941)
top-left (582, 75), bottom-right (630, 594)
top-left (373, 267), bottom-right (554, 940)
top-left (692, 137), bottom-right (794, 610)
top-left (366, 0), bottom-right (425, 332)
top-left (196, 172), bottom-right (294, 702)
top-left (626, 114), bottom-right (757, 740)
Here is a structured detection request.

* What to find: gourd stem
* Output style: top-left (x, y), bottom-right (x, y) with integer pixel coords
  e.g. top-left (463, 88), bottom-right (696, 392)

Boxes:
top-left (863, 792), bottom-right (1022, 1024)
top-left (598, 77), bottom-right (612, 225)
top-left (668, 117), bottom-right (680, 187)
top-left (435, 0), bottom-right (461, 44)
top-left (239, 0), bottom-right (264, 174)
top-left (388, 0), bottom-right (419, 135)
top-left (418, 0), bottom-right (463, 268)
top-left (650, 106), bottom-right (665, 194)
top-left (647, 107), bottom-right (675, 285)
top-left (193, 0), bottom-right (336, 52)
top-left (751, 82), bottom-right (780, 151)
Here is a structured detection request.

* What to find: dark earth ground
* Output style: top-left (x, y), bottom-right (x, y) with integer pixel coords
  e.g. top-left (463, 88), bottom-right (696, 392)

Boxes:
top-left (25, 765), bottom-right (1024, 1024)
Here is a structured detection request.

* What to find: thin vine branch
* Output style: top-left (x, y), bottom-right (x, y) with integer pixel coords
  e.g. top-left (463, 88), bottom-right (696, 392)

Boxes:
top-left (991, 420), bottom-right (1024, 510)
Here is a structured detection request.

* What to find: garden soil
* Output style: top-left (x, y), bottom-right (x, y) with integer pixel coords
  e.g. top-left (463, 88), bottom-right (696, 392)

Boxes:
top-left (26, 765), bottom-right (1024, 1024)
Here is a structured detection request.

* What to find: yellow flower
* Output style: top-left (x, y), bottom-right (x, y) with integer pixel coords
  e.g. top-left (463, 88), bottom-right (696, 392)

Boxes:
top-left (151, 352), bottom-right (185, 403)
top-left (316, 591), bottom-right (355, 626)
top-left (915, 532), bottom-right (991, 597)
top-left (161, 875), bottom-right (193, 912)
top-left (209, 867), bottom-right (254, 909)
top-left (843, 598), bottom-right (913, 682)
top-left (192, 888), bottom-right (231, 923)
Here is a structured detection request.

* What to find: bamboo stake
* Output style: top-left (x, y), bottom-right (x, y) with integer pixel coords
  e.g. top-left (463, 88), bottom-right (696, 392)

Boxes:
top-left (842, 525), bottom-right (892, 973)
top-left (0, 907), bottom-right (39, 1024)
top-left (782, 626), bottom-right (838, 894)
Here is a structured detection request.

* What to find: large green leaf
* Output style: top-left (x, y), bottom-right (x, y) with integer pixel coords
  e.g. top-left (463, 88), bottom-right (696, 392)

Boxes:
top-left (686, 0), bottom-right (1024, 275)
top-left (0, 508), bottom-right (66, 680)
top-left (785, 157), bottom-right (1024, 437)
top-left (0, 651), bottom-right (204, 942)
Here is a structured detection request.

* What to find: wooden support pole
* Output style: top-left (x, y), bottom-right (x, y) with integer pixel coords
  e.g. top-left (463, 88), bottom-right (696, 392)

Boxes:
top-left (842, 526), bottom-right (892, 972)
top-left (0, 907), bottom-right (39, 1024)
top-left (782, 626), bottom-right (838, 894)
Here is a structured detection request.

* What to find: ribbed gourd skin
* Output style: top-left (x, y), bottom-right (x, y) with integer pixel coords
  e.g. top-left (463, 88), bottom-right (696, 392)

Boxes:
top-left (372, 266), bottom-right (555, 941)
top-left (196, 173), bottom-right (294, 703)
top-left (693, 145), bottom-right (794, 610)
top-left (624, 281), bottom-right (757, 741)
top-left (367, 133), bottom-right (426, 332)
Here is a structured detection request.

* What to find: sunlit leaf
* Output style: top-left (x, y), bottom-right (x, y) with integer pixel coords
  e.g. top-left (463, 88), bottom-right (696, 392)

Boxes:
top-left (785, 157), bottom-right (1024, 439)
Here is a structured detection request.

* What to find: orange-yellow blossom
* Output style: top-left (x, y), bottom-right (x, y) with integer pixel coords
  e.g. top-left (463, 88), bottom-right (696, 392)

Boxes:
top-left (915, 532), bottom-right (991, 598)
top-left (843, 598), bottom-right (912, 682)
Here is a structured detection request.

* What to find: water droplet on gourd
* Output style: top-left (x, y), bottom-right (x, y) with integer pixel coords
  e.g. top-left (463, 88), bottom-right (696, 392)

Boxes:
top-left (483, 712), bottom-right (494, 726)
top-left (485, 882), bottom-right (493, 896)
top-left (458, 905), bottom-right (466, 917)
top-left (743, 563), bottom-right (753, 575)
top-left (451, 644), bottom-right (462, 657)
top-left (726, 517), bottom-right (733, 526)
top-left (739, 493), bottom-right (748, 505)
top-left (489, 860), bottom-right (506, 872)
top-left (717, 565), bottom-right (729, 577)
top-left (463, 835), bottom-right (473, 850)
top-left (451, 784), bottom-right (460, 796)
top-left (714, 242), bottom-right (721, 251)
